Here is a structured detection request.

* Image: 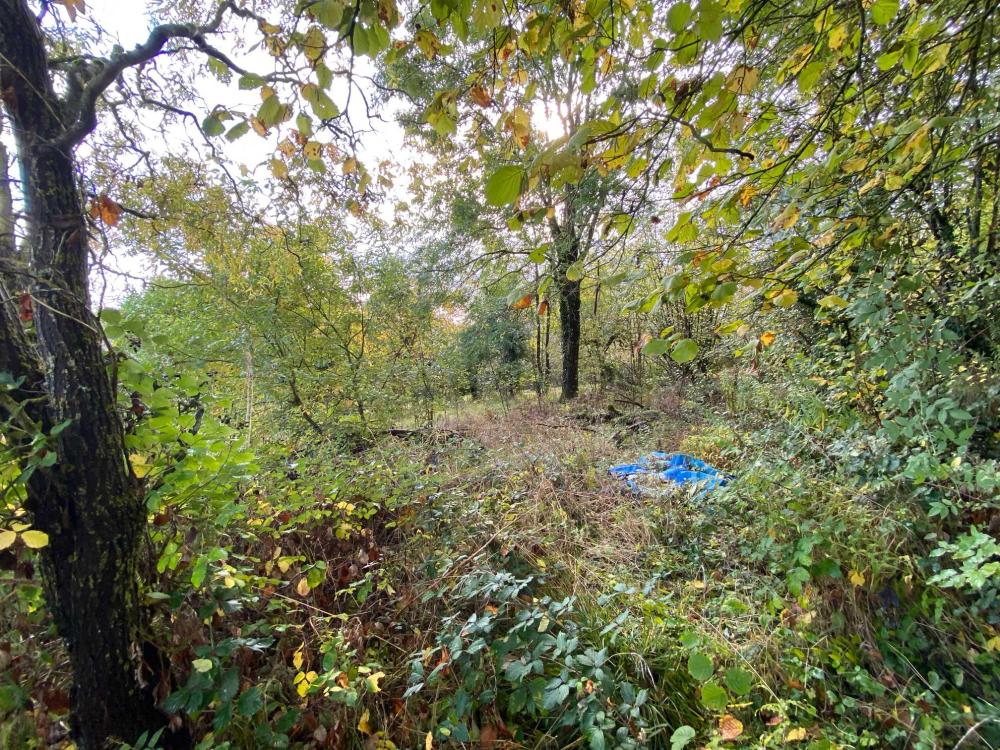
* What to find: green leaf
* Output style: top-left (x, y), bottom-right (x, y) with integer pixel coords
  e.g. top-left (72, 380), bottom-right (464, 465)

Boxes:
top-left (871, 0), bottom-right (899, 26)
top-left (724, 667), bottom-right (754, 696)
top-left (485, 166), bottom-right (524, 207)
top-left (202, 114), bottom-right (225, 137)
top-left (667, 2), bottom-right (692, 32)
top-left (670, 726), bottom-right (696, 750)
top-left (303, 84), bottom-right (339, 120)
top-left (696, 0), bottom-right (723, 42)
top-left (643, 339), bottom-right (671, 356)
top-left (258, 95), bottom-right (286, 128)
top-left (588, 727), bottom-right (607, 750)
top-left (191, 558), bottom-right (208, 588)
top-left (237, 686), bottom-right (264, 717)
top-left (100, 308), bottom-right (122, 325)
top-left (312, 0), bottom-right (346, 27)
top-left (700, 682), bottom-right (728, 711)
top-left (238, 74), bottom-right (265, 90)
top-left (225, 121), bottom-right (250, 142)
top-left (671, 338), bottom-right (699, 363)
top-left (876, 50), bottom-right (902, 70)
top-left (797, 61), bottom-right (824, 94)
top-left (566, 260), bottom-right (585, 282)
top-left (687, 652), bottom-right (713, 681)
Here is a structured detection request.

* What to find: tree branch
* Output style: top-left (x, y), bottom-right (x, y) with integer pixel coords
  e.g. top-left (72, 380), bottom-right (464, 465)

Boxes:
top-left (55, 0), bottom-right (241, 150)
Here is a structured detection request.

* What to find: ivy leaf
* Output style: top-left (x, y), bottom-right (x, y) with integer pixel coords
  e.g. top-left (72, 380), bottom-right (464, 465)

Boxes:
top-left (485, 166), bottom-right (524, 206)
top-left (671, 338), bottom-right (699, 363)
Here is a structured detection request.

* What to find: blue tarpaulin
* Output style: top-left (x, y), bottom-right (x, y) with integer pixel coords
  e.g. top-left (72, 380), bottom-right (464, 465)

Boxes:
top-left (609, 452), bottom-right (729, 495)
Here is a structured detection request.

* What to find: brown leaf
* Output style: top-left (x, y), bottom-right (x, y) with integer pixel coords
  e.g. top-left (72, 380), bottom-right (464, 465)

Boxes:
top-left (719, 714), bottom-right (743, 741)
top-left (479, 724), bottom-right (499, 749)
top-left (469, 85), bottom-right (493, 107)
top-left (537, 300), bottom-right (549, 315)
top-left (511, 293), bottom-right (533, 310)
top-left (90, 195), bottom-right (122, 227)
top-left (17, 292), bottom-right (32, 323)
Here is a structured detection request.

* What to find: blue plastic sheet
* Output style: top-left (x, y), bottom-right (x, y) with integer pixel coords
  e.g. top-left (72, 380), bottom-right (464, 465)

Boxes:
top-left (609, 452), bottom-right (729, 495)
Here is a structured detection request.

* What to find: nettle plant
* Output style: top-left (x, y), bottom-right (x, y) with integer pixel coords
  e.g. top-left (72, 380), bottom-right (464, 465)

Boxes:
top-left (406, 565), bottom-right (649, 749)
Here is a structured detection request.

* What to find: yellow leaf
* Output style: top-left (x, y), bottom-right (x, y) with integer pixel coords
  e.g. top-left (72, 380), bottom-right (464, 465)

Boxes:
top-left (785, 727), bottom-right (807, 742)
top-left (738, 184), bottom-right (758, 207)
top-left (358, 709), bottom-right (372, 735)
top-left (296, 577), bottom-right (311, 596)
top-left (985, 636), bottom-right (1000, 652)
top-left (425, 731), bottom-right (433, 750)
top-left (366, 671), bottom-right (385, 693)
top-left (270, 158), bottom-right (289, 179)
top-left (760, 332), bottom-right (776, 348)
top-left (841, 157), bottom-right (867, 174)
top-left (773, 289), bottom-right (799, 308)
top-left (772, 204), bottom-right (800, 230)
top-left (849, 570), bottom-right (865, 587)
top-left (858, 174), bottom-right (882, 194)
top-left (719, 714), bottom-right (744, 740)
top-left (251, 117), bottom-right (268, 136)
top-left (343, 157), bottom-right (358, 175)
top-left (828, 24), bottom-right (847, 50)
top-left (725, 65), bottom-right (759, 95)
top-left (304, 141), bottom-right (322, 160)
top-left (129, 454), bottom-right (151, 477)
top-left (0, 530), bottom-right (17, 550)
top-left (277, 558), bottom-right (291, 574)
top-left (293, 647), bottom-right (304, 670)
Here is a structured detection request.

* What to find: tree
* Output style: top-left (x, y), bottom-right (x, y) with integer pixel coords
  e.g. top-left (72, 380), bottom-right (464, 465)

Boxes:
top-left (0, 0), bottom-right (400, 745)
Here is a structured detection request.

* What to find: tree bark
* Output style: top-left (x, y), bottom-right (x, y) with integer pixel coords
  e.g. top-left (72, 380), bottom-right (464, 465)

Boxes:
top-left (558, 274), bottom-right (582, 399)
top-left (1, 1), bottom-right (170, 746)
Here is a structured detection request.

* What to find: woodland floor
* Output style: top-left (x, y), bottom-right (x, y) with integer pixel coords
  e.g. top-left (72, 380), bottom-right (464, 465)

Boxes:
top-left (4, 389), bottom-right (990, 749)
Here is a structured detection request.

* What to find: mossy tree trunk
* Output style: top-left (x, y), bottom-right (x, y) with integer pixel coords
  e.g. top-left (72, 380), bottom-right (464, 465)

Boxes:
top-left (0, 1), bottom-right (169, 746)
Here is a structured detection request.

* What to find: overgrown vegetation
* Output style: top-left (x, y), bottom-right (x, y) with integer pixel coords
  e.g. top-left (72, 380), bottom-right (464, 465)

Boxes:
top-left (1, 0), bottom-right (998, 748)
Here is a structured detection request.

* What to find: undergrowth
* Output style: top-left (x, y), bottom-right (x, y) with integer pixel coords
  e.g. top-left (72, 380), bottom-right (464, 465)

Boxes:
top-left (2, 385), bottom-right (998, 749)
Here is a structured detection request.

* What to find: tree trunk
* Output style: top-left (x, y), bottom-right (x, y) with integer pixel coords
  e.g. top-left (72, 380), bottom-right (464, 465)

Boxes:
top-left (558, 273), bottom-right (581, 400)
top-left (557, 234), bottom-right (582, 400)
top-left (1, 1), bottom-right (169, 746)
